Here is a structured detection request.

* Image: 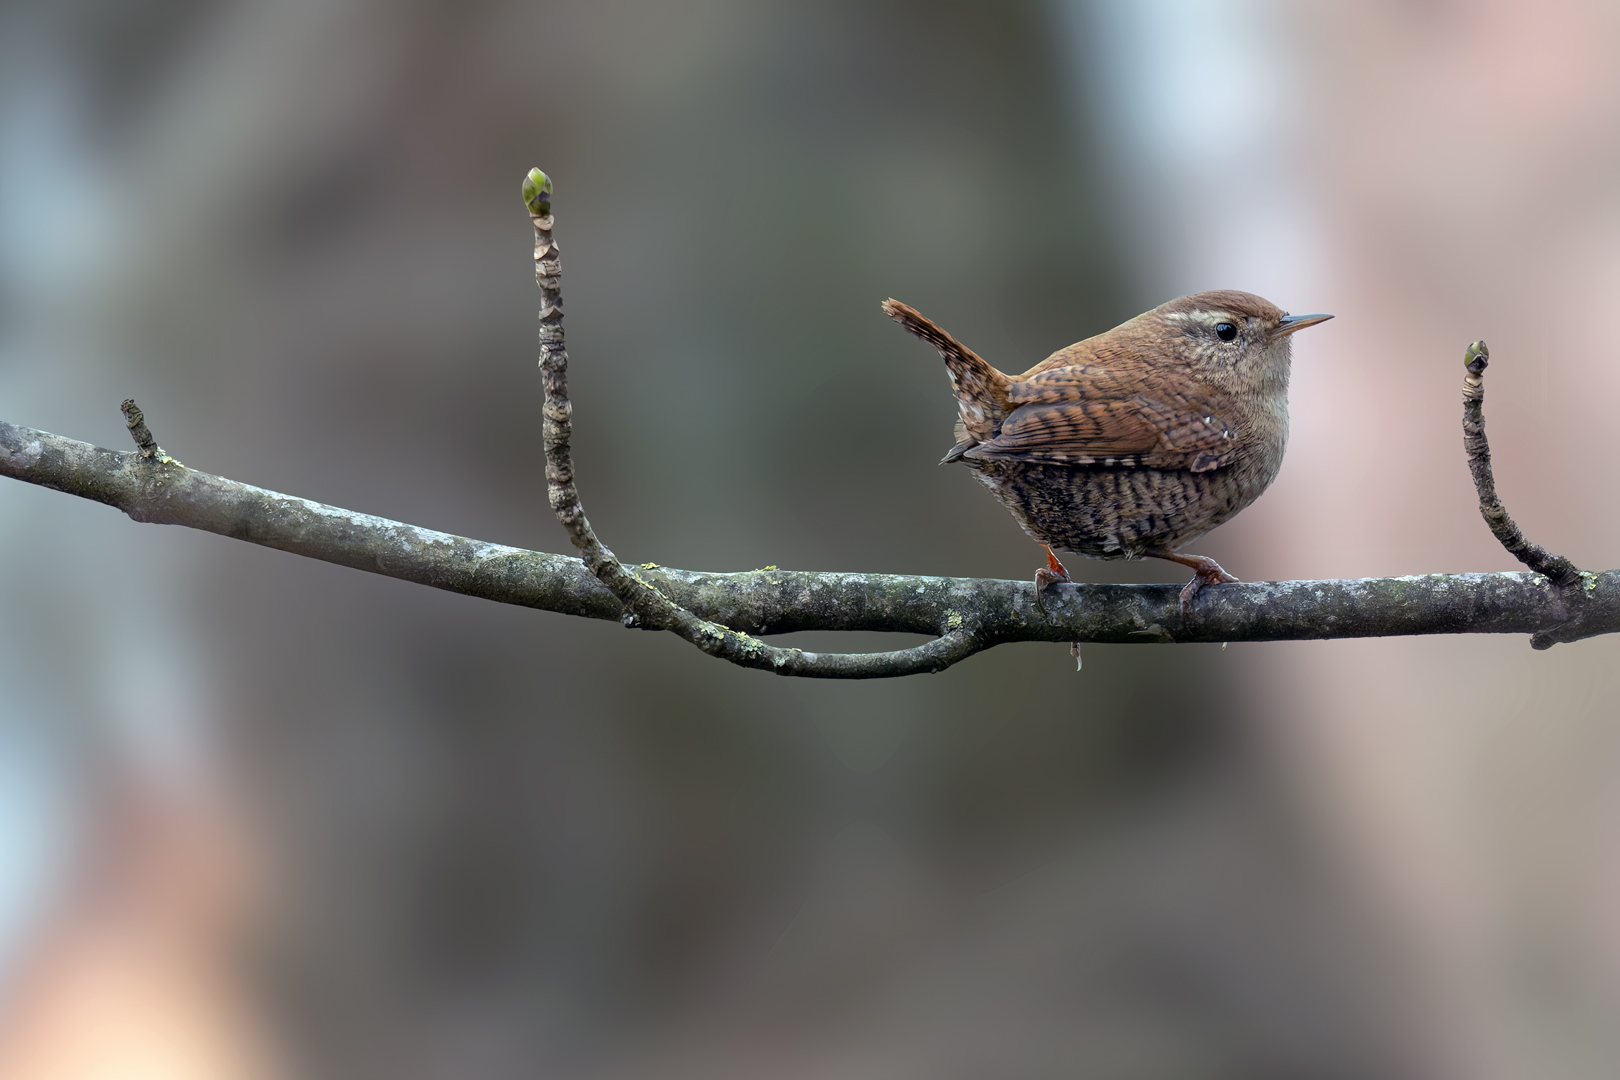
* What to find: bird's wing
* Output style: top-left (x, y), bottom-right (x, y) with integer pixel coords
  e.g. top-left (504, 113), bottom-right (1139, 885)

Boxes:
top-left (971, 367), bottom-right (1238, 472)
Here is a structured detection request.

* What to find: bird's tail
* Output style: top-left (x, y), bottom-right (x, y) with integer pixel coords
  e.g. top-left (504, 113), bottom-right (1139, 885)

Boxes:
top-left (882, 299), bottom-right (1010, 446)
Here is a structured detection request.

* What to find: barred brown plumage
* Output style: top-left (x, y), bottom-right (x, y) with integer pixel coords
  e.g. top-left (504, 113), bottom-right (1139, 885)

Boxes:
top-left (883, 292), bottom-right (1332, 614)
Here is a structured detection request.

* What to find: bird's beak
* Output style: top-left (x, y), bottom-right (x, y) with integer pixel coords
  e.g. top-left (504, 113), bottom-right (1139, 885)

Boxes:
top-left (1273, 312), bottom-right (1333, 337)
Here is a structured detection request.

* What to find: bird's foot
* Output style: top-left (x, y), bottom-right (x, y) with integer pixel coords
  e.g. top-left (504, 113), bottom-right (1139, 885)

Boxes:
top-left (1146, 547), bottom-right (1239, 615)
top-left (1172, 556), bottom-right (1239, 616)
top-left (1033, 545), bottom-right (1071, 617)
top-left (1034, 546), bottom-right (1082, 667)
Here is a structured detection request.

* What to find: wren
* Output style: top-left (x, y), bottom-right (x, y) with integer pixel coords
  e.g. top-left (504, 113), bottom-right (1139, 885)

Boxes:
top-left (884, 291), bottom-right (1331, 613)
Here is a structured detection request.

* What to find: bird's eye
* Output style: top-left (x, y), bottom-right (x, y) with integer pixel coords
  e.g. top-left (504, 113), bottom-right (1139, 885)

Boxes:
top-left (1215, 322), bottom-right (1238, 342)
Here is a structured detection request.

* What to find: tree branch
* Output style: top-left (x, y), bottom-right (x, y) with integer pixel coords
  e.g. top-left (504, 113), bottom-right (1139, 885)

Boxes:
top-left (4, 418), bottom-right (1618, 671)
top-left (0, 177), bottom-right (1612, 675)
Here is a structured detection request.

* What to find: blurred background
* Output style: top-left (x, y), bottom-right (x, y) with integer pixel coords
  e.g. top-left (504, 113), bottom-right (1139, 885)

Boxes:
top-left (1, 0), bottom-right (1618, 1076)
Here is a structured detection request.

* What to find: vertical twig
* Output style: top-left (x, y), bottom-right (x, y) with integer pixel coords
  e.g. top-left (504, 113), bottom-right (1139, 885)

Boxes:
top-left (523, 169), bottom-right (982, 677)
top-left (528, 171), bottom-right (620, 585)
top-left (1460, 341), bottom-right (1579, 586)
top-left (120, 399), bottom-right (182, 466)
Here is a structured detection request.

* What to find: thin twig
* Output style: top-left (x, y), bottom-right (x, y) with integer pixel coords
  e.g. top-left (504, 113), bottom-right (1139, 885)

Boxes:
top-left (1460, 340), bottom-right (1590, 649)
top-left (120, 399), bottom-right (181, 466)
top-left (523, 169), bottom-right (983, 675)
top-left (1461, 340), bottom-right (1579, 586)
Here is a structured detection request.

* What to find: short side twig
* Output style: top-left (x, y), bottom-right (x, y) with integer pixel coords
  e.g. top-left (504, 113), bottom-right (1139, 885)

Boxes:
top-left (1460, 341), bottom-right (1578, 586)
top-left (522, 169), bottom-right (982, 677)
top-left (1461, 341), bottom-right (1592, 649)
top-left (120, 399), bottom-right (181, 467)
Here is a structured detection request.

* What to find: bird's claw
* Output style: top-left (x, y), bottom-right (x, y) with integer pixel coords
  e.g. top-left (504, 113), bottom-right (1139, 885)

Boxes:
top-left (1033, 544), bottom-right (1071, 617)
top-left (1176, 557), bottom-right (1240, 617)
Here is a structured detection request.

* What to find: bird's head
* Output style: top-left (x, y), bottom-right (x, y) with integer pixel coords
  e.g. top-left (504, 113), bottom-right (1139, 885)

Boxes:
top-left (1142, 290), bottom-right (1332, 396)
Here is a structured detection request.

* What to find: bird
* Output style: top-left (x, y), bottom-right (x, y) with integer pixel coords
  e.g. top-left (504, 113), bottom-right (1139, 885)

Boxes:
top-left (883, 291), bottom-right (1332, 614)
